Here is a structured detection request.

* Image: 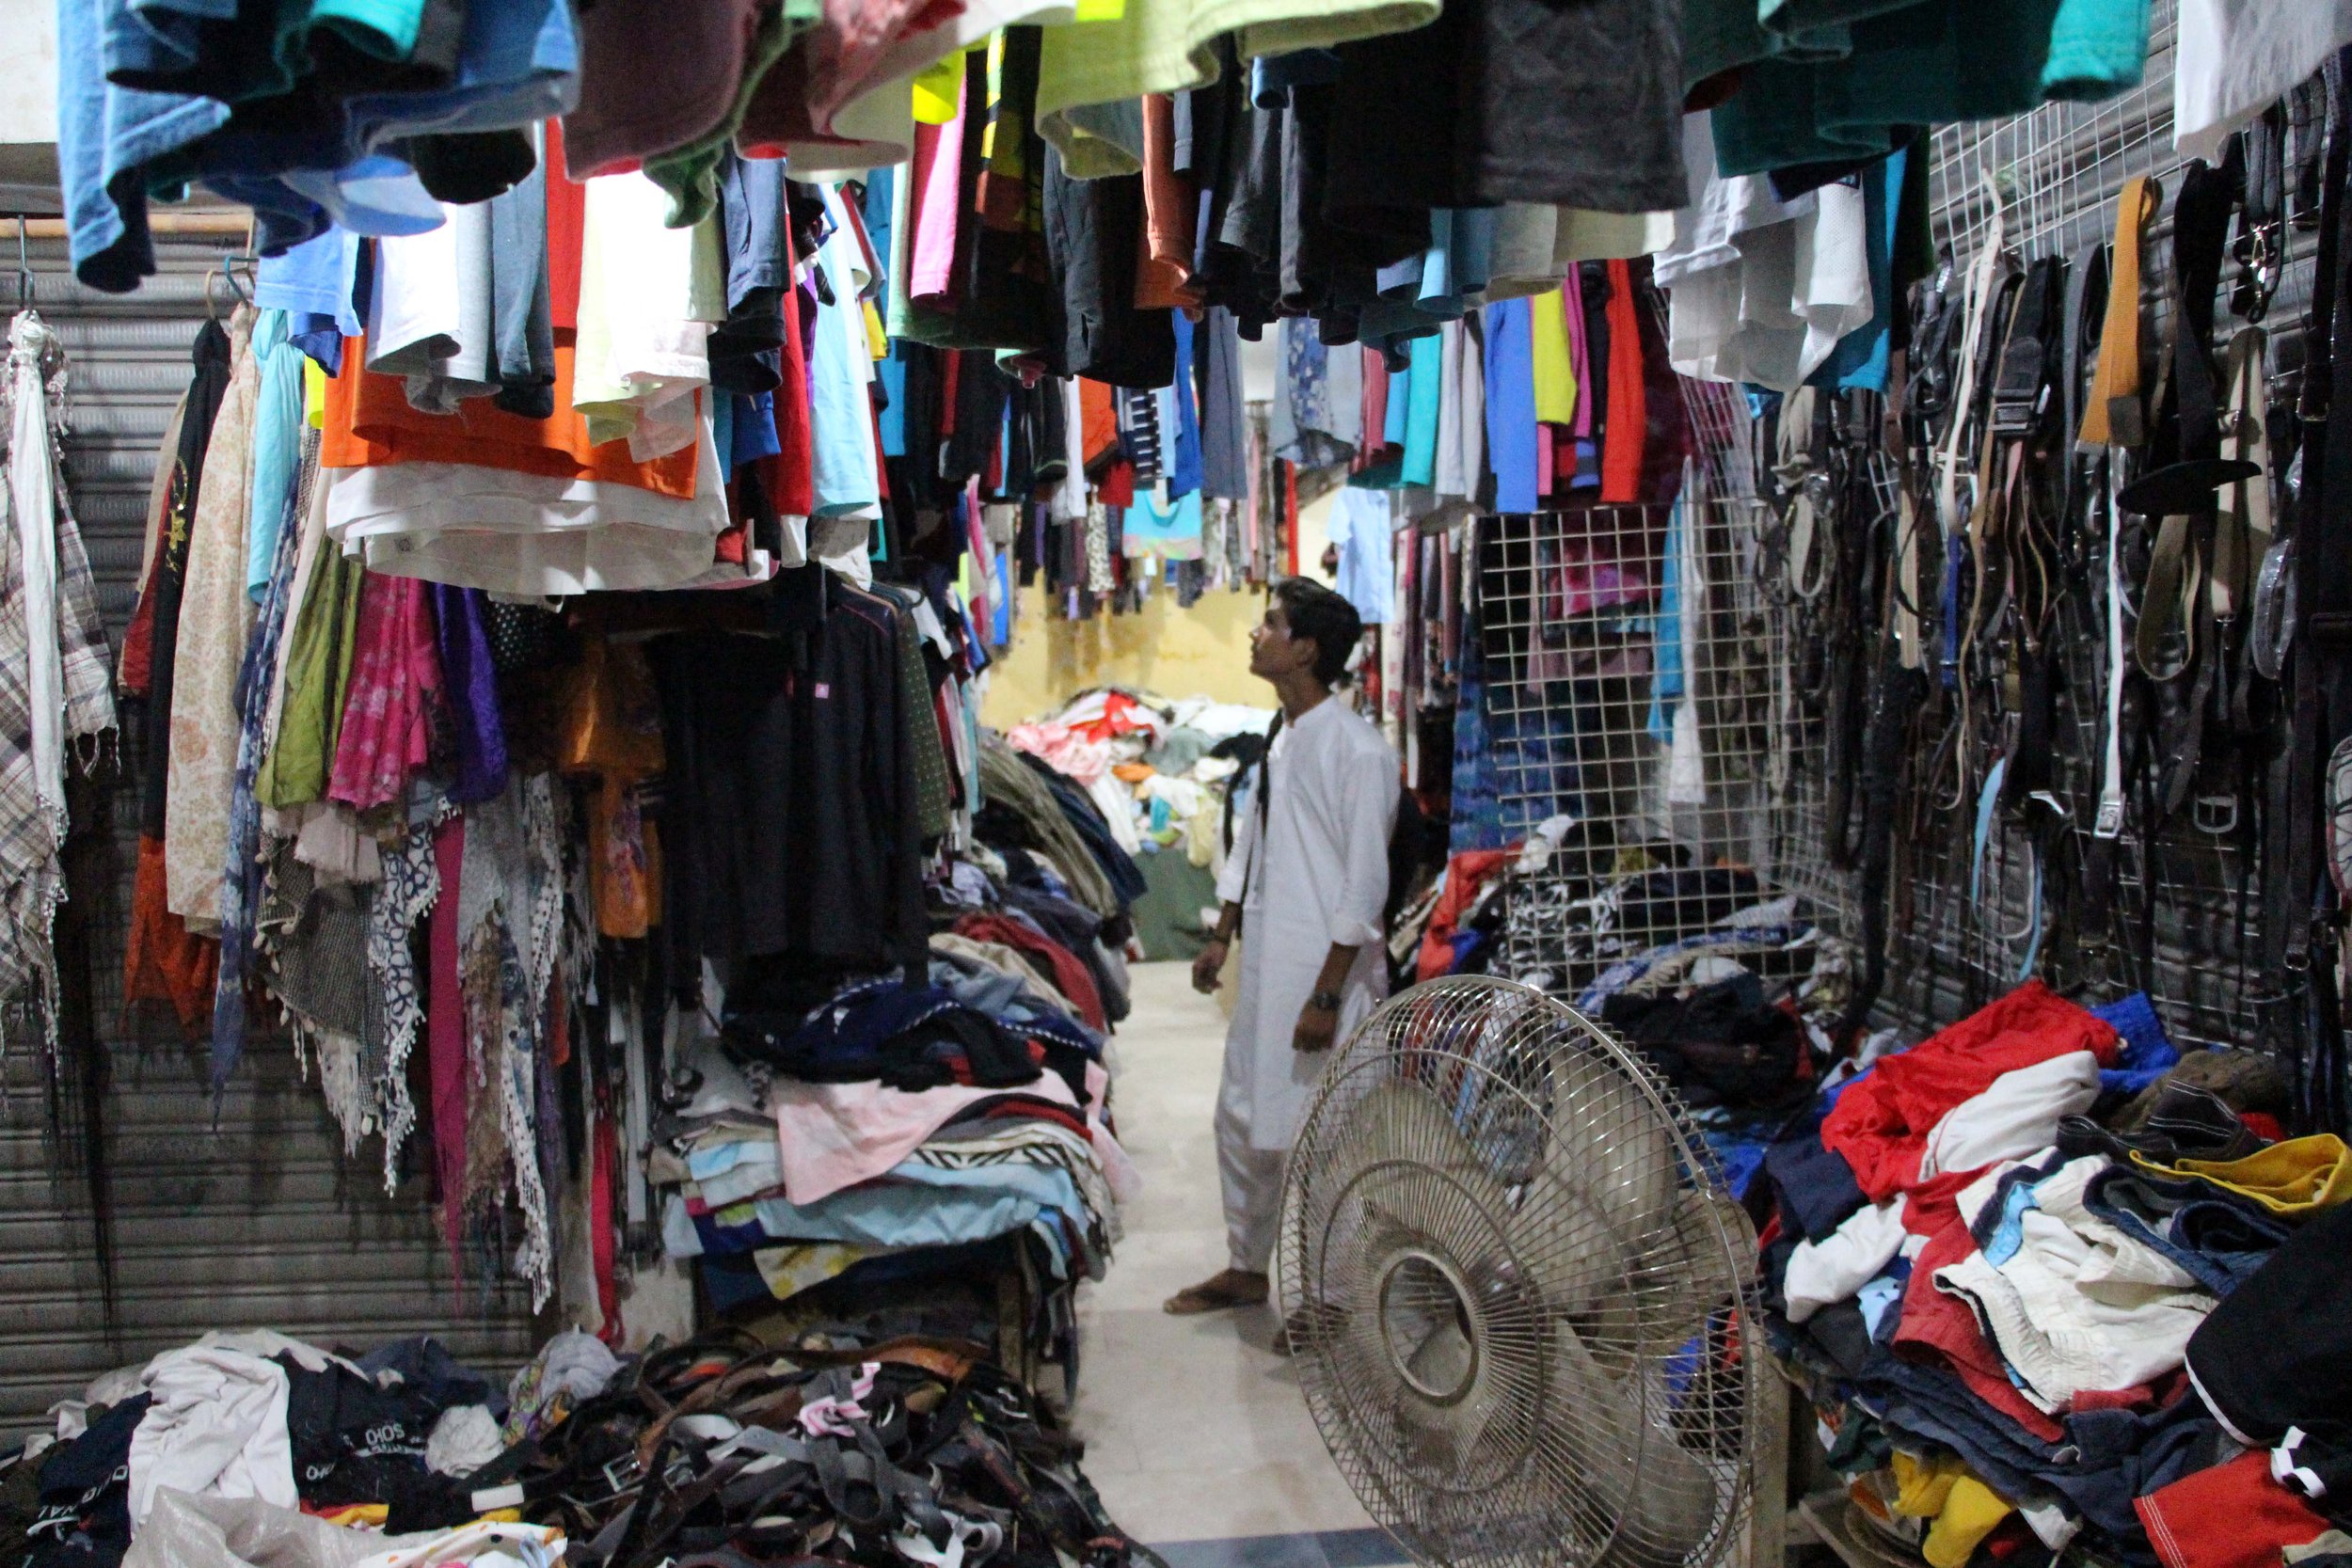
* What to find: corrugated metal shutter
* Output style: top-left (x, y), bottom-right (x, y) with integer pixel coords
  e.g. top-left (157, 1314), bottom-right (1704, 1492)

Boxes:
top-left (0, 238), bottom-right (542, 1434)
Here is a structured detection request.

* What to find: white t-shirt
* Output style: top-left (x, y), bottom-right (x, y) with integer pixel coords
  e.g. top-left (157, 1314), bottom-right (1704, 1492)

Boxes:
top-left (1660, 114), bottom-right (1871, 392)
top-left (368, 201), bottom-right (498, 412)
top-left (2176, 0), bottom-right (2352, 165)
top-left (574, 171), bottom-right (726, 458)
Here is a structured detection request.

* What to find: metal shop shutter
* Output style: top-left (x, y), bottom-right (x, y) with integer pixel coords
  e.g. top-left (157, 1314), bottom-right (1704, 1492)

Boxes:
top-left (0, 240), bottom-right (541, 1433)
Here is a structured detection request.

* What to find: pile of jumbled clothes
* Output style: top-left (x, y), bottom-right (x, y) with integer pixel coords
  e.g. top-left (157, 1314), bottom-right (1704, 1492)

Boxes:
top-left (969, 733), bottom-right (1148, 1022)
top-left (1402, 817), bottom-right (1844, 1024)
top-left (1397, 815), bottom-right (1851, 1082)
top-left (6, 1328), bottom-right (1156, 1568)
top-left (1755, 979), bottom-right (2352, 1568)
top-left (1005, 689), bottom-right (1274, 870)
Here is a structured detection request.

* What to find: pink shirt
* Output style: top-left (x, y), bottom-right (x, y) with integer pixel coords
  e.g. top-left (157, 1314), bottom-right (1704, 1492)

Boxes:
top-left (771, 1075), bottom-right (1081, 1204)
top-left (907, 65), bottom-right (969, 307)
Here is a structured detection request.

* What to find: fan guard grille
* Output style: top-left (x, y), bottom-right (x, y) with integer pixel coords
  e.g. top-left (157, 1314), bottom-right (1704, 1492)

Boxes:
top-left (1279, 976), bottom-right (1760, 1568)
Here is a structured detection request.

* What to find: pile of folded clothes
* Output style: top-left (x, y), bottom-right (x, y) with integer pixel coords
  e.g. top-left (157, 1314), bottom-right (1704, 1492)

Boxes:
top-left (648, 938), bottom-right (1136, 1391)
top-left (5, 1327), bottom-right (1153, 1568)
top-left (1754, 979), bottom-right (2352, 1568)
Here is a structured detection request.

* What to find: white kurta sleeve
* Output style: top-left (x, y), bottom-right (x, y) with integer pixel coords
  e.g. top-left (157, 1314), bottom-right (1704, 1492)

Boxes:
top-left (1216, 776), bottom-right (1260, 906)
top-left (1327, 745), bottom-right (1400, 948)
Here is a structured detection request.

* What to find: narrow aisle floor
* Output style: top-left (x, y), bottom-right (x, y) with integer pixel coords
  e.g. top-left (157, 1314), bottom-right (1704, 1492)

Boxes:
top-left (1074, 963), bottom-right (1402, 1564)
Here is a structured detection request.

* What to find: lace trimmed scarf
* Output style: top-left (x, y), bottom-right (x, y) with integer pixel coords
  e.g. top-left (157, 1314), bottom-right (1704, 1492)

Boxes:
top-left (0, 309), bottom-right (117, 1053)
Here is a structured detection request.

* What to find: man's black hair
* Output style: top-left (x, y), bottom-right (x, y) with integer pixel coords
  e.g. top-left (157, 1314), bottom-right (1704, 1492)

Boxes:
top-left (1272, 577), bottom-right (1363, 688)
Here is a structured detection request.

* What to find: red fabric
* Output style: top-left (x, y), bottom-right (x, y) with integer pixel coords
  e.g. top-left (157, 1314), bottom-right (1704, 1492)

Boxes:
top-left (765, 216), bottom-right (815, 519)
top-left (119, 479), bottom-right (169, 697)
top-left (1080, 379), bottom-right (1119, 467)
top-left (2137, 1453), bottom-right (2331, 1568)
top-left (1553, 426), bottom-right (1579, 496)
top-left (119, 578), bottom-right (159, 695)
top-left (1599, 259), bottom-right (1646, 503)
top-left (1284, 460), bottom-right (1299, 576)
top-left (123, 835), bottom-right (217, 1038)
top-left (545, 119), bottom-right (586, 331)
top-left (1891, 1217), bottom-right (2067, 1441)
top-left (1095, 460), bottom-right (1134, 509)
top-left (940, 350), bottom-right (962, 437)
top-left (593, 1113), bottom-right (622, 1344)
top-left (714, 503), bottom-right (748, 564)
top-left (981, 1101), bottom-right (1091, 1138)
top-left (2241, 1111), bottom-right (2286, 1143)
top-left (952, 912), bottom-right (1106, 1031)
top-left (1821, 981), bottom-right (2120, 1206)
top-left (1071, 691), bottom-right (1152, 742)
top-left (1416, 849), bottom-right (1516, 981)
top-left (1360, 348), bottom-right (1389, 456)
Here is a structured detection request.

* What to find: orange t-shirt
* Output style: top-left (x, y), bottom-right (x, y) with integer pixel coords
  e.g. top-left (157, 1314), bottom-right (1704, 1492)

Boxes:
top-left (321, 331), bottom-right (701, 499)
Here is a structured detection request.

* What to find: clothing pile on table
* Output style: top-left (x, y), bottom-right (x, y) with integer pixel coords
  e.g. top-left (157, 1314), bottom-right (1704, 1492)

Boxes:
top-left (5, 1324), bottom-right (1155, 1568)
top-left (640, 715), bottom-right (1147, 1387)
top-left (1749, 980), bottom-right (2352, 1568)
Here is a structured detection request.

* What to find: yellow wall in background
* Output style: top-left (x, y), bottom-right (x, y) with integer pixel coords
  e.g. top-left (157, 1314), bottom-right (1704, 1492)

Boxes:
top-left (981, 582), bottom-right (1270, 726)
top-left (977, 488), bottom-right (1345, 728)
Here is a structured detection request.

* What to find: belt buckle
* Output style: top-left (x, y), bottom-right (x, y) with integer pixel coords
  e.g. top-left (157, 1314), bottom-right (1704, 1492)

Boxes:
top-left (2092, 798), bottom-right (2125, 838)
top-left (2193, 795), bottom-right (2239, 835)
top-left (599, 1453), bottom-right (645, 1498)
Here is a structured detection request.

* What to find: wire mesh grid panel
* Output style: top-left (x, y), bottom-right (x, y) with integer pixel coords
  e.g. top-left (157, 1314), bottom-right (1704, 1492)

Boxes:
top-left (1882, 0), bottom-right (2319, 1049)
top-left (1476, 511), bottom-right (1851, 1000)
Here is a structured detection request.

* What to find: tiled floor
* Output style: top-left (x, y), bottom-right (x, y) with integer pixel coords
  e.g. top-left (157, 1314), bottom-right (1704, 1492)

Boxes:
top-left (1074, 962), bottom-right (1403, 1560)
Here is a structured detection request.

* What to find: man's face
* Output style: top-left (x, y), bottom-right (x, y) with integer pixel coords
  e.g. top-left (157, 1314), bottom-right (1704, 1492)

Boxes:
top-left (1250, 602), bottom-right (1311, 682)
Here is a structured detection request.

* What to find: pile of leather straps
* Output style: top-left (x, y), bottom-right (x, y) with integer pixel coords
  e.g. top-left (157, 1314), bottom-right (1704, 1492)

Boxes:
top-left (1761, 56), bottom-right (2352, 1126)
top-left (428, 1331), bottom-right (1166, 1568)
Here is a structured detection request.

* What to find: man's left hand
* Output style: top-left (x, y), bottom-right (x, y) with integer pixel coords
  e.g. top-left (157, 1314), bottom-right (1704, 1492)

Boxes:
top-left (1293, 1000), bottom-right (1339, 1053)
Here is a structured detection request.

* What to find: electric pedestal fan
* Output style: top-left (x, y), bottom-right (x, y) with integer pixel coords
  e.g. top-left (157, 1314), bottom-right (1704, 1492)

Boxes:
top-left (1279, 975), bottom-right (1762, 1568)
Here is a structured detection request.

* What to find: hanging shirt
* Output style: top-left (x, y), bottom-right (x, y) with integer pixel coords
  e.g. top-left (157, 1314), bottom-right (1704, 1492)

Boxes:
top-left (574, 171), bottom-right (726, 458)
top-left (1657, 115), bottom-right (1871, 393)
top-left (1326, 485), bottom-right (1395, 625)
top-left (1214, 697), bottom-right (1400, 1151)
top-left (1033, 0), bottom-right (1440, 166)
top-left (245, 311), bottom-right (307, 603)
top-left (165, 307), bottom-right (261, 928)
top-left (1483, 295), bottom-right (1539, 514)
top-left (809, 181), bottom-right (884, 523)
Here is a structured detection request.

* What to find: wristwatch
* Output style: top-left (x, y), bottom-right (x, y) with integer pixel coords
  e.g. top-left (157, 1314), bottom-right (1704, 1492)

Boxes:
top-left (1307, 989), bottom-right (1343, 1011)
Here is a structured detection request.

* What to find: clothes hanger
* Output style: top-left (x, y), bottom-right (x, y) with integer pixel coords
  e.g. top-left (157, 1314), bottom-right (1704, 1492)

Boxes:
top-left (219, 249), bottom-right (257, 304)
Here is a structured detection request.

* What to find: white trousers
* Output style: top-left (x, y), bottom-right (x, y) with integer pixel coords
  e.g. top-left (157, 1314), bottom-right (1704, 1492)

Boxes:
top-left (1216, 1060), bottom-right (1286, 1274)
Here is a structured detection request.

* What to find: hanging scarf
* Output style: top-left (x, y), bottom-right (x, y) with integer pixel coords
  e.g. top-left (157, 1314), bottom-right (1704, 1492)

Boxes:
top-left (328, 571), bottom-right (445, 814)
top-left (165, 307), bottom-right (262, 927)
top-left (430, 585), bottom-right (510, 805)
top-left (366, 784), bottom-right (448, 1195)
top-left (453, 775), bottom-right (564, 1309)
top-left (0, 309), bottom-right (118, 1050)
top-left (213, 430), bottom-right (317, 1088)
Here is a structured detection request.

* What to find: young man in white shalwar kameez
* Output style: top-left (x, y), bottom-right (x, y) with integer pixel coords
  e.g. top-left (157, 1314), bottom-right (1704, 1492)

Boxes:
top-left (1165, 578), bottom-right (1399, 1337)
